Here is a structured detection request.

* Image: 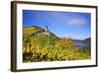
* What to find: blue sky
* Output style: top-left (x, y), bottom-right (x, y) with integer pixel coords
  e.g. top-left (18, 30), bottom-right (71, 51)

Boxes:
top-left (23, 10), bottom-right (91, 40)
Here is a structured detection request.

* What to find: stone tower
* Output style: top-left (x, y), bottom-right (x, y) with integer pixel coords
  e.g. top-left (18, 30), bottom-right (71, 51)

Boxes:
top-left (44, 25), bottom-right (48, 32)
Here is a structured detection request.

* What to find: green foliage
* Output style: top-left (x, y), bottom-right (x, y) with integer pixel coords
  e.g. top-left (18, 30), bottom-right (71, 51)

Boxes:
top-left (23, 27), bottom-right (91, 62)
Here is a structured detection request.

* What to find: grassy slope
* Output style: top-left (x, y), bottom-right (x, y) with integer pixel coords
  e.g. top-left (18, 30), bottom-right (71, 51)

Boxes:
top-left (23, 27), bottom-right (41, 37)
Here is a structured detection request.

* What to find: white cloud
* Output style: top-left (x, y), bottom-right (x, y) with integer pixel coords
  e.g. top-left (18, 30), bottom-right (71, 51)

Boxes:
top-left (67, 18), bottom-right (86, 26)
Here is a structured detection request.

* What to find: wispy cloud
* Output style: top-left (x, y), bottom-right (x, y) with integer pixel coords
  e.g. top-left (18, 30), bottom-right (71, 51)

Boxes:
top-left (67, 18), bottom-right (87, 26)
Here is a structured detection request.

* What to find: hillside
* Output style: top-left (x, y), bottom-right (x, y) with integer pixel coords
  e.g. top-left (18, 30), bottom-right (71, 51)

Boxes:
top-left (23, 26), bottom-right (60, 47)
top-left (23, 26), bottom-right (91, 62)
top-left (23, 26), bottom-right (42, 37)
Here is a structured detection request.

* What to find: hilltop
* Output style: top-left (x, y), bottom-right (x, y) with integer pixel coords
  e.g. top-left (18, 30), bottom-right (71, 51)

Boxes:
top-left (23, 26), bottom-right (60, 46)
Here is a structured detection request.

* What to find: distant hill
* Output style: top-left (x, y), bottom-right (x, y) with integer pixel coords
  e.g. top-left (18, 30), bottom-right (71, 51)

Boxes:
top-left (74, 37), bottom-right (91, 43)
top-left (83, 37), bottom-right (91, 43)
top-left (74, 37), bottom-right (91, 51)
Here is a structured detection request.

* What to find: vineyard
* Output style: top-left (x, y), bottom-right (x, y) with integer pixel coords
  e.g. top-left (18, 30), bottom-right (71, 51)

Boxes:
top-left (23, 26), bottom-right (91, 62)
